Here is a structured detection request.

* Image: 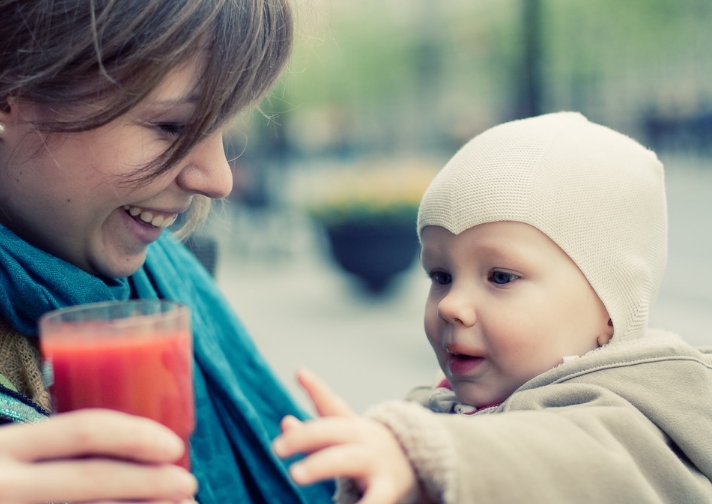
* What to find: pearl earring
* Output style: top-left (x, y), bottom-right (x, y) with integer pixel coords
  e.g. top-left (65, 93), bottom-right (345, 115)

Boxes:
top-left (0, 122), bottom-right (5, 135)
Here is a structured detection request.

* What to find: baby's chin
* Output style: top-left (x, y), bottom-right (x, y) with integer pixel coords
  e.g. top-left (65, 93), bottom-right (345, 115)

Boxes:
top-left (452, 384), bottom-right (509, 410)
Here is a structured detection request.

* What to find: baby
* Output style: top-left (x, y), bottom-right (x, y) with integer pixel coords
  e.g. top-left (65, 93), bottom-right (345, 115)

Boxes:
top-left (273, 112), bottom-right (712, 503)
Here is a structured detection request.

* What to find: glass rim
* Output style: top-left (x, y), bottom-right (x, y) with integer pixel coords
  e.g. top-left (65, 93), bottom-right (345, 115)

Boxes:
top-left (39, 300), bottom-right (189, 329)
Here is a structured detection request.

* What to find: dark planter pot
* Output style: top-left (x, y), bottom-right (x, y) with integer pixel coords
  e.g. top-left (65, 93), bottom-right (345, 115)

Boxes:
top-left (323, 220), bottom-right (420, 294)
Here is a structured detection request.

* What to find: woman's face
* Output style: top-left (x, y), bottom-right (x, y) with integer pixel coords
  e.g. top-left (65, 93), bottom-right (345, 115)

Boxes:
top-left (0, 59), bottom-right (233, 278)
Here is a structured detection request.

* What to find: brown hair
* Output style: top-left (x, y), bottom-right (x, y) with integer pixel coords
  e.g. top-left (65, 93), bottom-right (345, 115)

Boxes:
top-left (0, 0), bottom-right (293, 233)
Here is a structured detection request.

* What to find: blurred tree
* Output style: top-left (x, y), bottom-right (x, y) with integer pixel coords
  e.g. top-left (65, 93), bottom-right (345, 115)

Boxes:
top-left (518, 0), bottom-right (543, 118)
top-left (235, 0), bottom-right (712, 159)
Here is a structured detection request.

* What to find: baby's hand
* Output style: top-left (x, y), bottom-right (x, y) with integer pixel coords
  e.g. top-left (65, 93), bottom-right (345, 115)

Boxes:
top-left (273, 368), bottom-right (418, 504)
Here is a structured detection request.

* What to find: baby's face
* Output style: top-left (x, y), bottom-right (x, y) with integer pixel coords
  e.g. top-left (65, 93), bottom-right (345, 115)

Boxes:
top-left (421, 221), bottom-right (612, 408)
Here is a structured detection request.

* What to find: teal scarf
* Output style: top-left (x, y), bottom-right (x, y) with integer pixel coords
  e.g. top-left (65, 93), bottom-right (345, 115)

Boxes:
top-left (0, 224), bottom-right (334, 503)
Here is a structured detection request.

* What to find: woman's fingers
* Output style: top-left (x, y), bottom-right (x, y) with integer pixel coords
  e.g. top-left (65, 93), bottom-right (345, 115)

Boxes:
top-left (0, 409), bottom-right (185, 463)
top-left (0, 458), bottom-right (197, 503)
top-left (0, 410), bottom-right (197, 503)
top-left (296, 368), bottom-right (354, 418)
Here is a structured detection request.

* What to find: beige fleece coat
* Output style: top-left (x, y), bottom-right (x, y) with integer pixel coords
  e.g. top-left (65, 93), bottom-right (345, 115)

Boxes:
top-left (337, 330), bottom-right (712, 503)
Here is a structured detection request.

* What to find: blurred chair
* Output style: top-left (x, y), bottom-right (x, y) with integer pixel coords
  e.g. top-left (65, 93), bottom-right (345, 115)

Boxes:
top-left (184, 233), bottom-right (219, 277)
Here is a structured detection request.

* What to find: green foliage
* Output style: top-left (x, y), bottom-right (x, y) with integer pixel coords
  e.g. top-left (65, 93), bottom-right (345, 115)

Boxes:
top-left (280, 0), bottom-right (522, 110)
top-left (245, 0), bottom-right (712, 155)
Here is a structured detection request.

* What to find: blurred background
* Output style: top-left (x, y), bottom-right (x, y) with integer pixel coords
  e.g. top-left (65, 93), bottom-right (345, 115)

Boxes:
top-left (196, 0), bottom-right (712, 412)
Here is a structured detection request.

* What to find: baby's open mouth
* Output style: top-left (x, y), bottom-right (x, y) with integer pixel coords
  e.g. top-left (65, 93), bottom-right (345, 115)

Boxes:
top-left (451, 354), bottom-right (483, 363)
top-left (123, 205), bottom-right (177, 228)
top-left (447, 350), bottom-right (485, 375)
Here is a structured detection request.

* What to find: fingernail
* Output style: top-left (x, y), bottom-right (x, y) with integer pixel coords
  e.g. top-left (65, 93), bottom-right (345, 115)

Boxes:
top-left (272, 438), bottom-right (284, 455)
top-left (299, 367), bottom-right (314, 378)
top-left (290, 463), bottom-right (307, 482)
top-left (168, 467), bottom-right (198, 495)
top-left (160, 434), bottom-right (185, 458)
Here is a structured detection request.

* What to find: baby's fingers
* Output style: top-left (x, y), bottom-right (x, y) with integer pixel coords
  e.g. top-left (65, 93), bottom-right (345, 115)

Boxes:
top-left (279, 414), bottom-right (303, 434)
top-left (289, 447), bottom-right (407, 504)
top-left (288, 444), bottom-right (374, 486)
top-left (358, 477), bottom-right (410, 504)
top-left (296, 368), bottom-right (354, 418)
top-left (273, 417), bottom-right (361, 458)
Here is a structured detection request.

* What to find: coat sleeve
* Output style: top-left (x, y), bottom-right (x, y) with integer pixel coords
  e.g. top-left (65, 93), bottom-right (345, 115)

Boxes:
top-left (337, 382), bottom-right (712, 504)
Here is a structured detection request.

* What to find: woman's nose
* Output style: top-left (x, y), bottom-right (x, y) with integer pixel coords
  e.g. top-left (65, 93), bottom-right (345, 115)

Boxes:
top-left (175, 131), bottom-right (233, 199)
top-left (438, 288), bottom-right (477, 327)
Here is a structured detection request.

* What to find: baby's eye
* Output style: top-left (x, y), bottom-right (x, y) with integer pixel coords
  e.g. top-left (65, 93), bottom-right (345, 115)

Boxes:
top-left (429, 271), bottom-right (452, 285)
top-left (488, 270), bottom-right (519, 285)
top-left (155, 122), bottom-right (186, 137)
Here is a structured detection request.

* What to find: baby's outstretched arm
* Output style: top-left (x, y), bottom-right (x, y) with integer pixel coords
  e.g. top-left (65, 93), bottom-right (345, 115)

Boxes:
top-left (273, 368), bottom-right (419, 504)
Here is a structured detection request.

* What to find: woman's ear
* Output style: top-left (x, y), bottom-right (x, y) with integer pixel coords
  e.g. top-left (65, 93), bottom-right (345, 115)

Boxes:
top-left (597, 318), bottom-right (614, 346)
top-left (0, 96), bottom-right (11, 114)
top-left (0, 99), bottom-right (8, 139)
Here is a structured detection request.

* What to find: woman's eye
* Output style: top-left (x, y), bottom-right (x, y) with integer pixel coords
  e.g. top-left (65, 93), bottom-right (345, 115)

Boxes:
top-left (429, 271), bottom-right (452, 285)
top-left (155, 122), bottom-right (186, 137)
top-left (489, 270), bottom-right (519, 285)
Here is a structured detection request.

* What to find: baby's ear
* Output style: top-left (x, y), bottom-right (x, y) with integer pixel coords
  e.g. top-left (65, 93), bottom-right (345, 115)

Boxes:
top-left (597, 319), bottom-right (614, 346)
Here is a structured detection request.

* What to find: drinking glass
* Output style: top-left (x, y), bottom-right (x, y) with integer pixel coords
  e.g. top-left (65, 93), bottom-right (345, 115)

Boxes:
top-left (39, 300), bottom-right (194, 469)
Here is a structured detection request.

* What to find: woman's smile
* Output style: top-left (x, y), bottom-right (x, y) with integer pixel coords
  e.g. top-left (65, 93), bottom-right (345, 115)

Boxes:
top-left (117, 206), bottom-right (175, 245)
top-left (122, 205), bottom-right (179, 229)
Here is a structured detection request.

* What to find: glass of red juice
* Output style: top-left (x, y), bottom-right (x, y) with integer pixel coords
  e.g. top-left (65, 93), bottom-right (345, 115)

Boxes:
top-left (39, 300), bottom-right (194, 470)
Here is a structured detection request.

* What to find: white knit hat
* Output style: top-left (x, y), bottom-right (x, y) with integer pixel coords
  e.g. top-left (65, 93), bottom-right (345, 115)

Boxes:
top-left (418, 112), bottom-right (667, 342)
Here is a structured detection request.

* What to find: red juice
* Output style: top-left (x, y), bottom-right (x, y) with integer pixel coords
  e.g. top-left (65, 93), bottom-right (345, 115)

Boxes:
top-left (42, 326), bottom-right (194, 469)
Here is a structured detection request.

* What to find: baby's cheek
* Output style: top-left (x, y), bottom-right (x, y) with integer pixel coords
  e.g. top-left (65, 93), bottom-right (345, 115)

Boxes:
top-left (423, 313), bottom-right (441, 345)
top-left (497, 335), bottom-right (553, 375)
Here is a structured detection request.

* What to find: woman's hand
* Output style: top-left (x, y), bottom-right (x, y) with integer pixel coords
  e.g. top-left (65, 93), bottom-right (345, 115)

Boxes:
top-left (273, 369), bottom-right (418, 504)
top-left (0, 409), bottom-right (197, 503)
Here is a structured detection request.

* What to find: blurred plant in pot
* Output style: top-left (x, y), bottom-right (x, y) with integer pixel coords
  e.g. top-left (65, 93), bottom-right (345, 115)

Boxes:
top-left (304, 158), bottom-right (439, 294)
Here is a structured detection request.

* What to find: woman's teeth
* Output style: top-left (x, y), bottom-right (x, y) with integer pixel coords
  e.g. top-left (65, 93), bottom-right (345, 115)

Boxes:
top-left (122, 205), bottom-right (177, 228)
